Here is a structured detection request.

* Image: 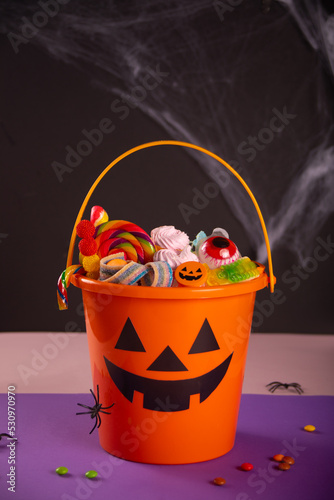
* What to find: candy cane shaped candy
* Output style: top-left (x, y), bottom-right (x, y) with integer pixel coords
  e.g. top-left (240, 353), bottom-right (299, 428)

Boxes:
top-left (57, 265), bottom-right (84, 310)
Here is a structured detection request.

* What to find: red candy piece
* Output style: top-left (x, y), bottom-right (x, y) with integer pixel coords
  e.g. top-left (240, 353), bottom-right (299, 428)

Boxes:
top-left (90, 205), bottom-right (108, 227)
top-left (198, 236), bottom-right (239, 268)
top-left (79, 238), bottom-right (98, 256)
top-left (76, 220), bottom-right (95, 239)
top-left (240, 463), bottom-right (253, 471)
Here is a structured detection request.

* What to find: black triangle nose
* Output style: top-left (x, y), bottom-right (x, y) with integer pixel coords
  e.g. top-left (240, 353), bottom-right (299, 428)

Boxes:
top-left (147, 346), bottom-right (188, 372)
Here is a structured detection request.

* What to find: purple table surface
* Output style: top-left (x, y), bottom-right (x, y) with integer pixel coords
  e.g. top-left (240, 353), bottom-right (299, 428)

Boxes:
top-left (0, 394), bottom-right (333, 500)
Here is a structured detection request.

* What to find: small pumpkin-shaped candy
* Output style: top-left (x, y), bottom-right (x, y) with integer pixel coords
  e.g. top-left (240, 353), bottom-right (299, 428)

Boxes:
top-left (175, 261), bottom-right (207, 287)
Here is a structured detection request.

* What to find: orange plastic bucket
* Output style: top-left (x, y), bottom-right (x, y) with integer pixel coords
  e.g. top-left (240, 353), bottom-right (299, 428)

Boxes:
top-left (67, 141), bottom-right (275, 464)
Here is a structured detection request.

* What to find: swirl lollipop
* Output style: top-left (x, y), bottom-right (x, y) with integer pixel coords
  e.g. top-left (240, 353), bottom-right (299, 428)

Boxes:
top-left (95, 220), bottom-right (155, 263)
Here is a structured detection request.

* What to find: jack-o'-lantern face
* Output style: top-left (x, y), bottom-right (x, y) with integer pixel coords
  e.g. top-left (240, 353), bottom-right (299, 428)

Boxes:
top-left (104, 317), bottom-right (233, 412)
top-left (175, 262), bottom-right (207, 287)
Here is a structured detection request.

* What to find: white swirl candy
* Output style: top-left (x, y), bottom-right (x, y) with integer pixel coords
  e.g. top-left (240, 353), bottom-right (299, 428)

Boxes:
top-left (151, 225), bottom-right (189, 251)
top-left (178, 245), bottom-right (199, 264)
top-left (153, 246), bottom-right (199, 270)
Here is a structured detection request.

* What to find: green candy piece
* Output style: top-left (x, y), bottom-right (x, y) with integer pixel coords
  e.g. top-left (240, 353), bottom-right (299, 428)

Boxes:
top-left (85, 470), bottom-right (98, 479)
top-left (56, 466), bottom-right (68, 475)
top-left (220, 257), bottom-right (259, 283)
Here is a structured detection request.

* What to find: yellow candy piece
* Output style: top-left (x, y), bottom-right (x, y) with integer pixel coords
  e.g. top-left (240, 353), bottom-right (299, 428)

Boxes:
top-left (83, 254), bottom-right (100, 273)
top-left (304, 425), bottom-right (316, 432)
top-left (206, 267), bottom-right (229, 286)
top-left (86, 271), bottom-right (99, 280)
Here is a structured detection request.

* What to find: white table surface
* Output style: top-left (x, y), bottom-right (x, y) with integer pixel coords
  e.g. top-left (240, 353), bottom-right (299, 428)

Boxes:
top-left (0, 333), bottom-right (333, 395)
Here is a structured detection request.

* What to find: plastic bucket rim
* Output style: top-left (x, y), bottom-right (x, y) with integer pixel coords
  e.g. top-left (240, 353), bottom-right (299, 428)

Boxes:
top-left (71, 271), bottom-right (269, 299)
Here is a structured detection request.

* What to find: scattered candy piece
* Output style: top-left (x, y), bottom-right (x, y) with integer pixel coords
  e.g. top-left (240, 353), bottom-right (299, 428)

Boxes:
top-left (240, 462), bottom-right (253, 471)
top-left (304, 424), bottom-right (316, 432)
top-left (82, 254), bottom-right (100, 273)
top-left (56, 466), bottom-right (68, 475)
top-left (85, 470), bottom-right (98, 479)
top-left (278, 463), bottom-right (290, 471)
top-left (273, 454), bottom-right (285, 462)
top-left (213, 477), bottom-right (226, 486)
top-left (91, 205), bottom-right (109, 227)
top-left (76, 220), bottom-right (95, 239)
top-left (79, 237), bottom-right (98, 256)
top-left (282, 456), bottom-right (295, 465)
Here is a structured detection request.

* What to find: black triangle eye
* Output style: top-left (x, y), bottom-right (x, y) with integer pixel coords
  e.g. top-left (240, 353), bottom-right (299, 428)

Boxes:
top-left (115, 318), bottom-right (146, 352)
top-left (188, 319), bottom-right (220, 354)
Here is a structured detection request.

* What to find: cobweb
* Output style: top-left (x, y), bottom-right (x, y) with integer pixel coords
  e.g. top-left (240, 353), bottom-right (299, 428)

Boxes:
top-left (1, 0), bottom-right (334, 263)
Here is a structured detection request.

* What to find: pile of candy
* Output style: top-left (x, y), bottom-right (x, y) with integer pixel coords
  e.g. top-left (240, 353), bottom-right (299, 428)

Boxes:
top-left (57, 205), bottom-right (263, 309)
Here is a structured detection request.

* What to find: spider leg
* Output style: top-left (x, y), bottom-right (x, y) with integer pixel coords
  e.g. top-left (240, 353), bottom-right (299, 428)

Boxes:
top-left (286, 383), bottom-right (304, 394)
top-left (77, 403), bottom-right (94, 410)
top-left (90, 388), bottom-right (98, 407)
top-left (266, 382), bottom-right (283, 387)
top-left (289, 383), bottom-right (304, 390)
top-left (97, 413), bottom-right (102, 429)
top-left (268, 384), bottom-right (278, 392)
top-left (76, 410), bottom-right (94, 415)
top-left (89, 417), bottom-right (98, 435)
top-left (101, 403), bottom-right (115, 411)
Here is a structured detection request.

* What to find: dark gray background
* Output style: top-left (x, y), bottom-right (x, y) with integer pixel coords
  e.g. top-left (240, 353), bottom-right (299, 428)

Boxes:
top-left (1, 0), bottom-right (333, 333)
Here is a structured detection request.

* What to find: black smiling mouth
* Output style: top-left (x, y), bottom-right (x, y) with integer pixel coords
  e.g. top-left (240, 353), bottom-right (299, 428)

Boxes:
top-left (179, 272), bottom-right (202, 281)
top-left (104, 352), bottom-right (233, 412)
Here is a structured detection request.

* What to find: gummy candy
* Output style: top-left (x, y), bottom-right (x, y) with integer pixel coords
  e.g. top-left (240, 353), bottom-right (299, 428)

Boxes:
top-left (206, 257), bottom-right (260, 286)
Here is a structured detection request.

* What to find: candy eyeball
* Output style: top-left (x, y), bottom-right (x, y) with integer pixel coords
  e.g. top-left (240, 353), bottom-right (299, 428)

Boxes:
top-left (197, 235), bottom-right (240, 269)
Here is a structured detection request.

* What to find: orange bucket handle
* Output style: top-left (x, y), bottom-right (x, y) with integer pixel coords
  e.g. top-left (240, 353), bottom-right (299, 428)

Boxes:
top-left (66, 140), bottom-right (275, 292)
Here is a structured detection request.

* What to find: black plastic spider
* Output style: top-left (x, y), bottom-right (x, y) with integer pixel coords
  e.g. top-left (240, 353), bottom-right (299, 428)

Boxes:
top-left (76, 385), bottom-right (114, 434)
top-left (266, 381), bottom-right (304, 394)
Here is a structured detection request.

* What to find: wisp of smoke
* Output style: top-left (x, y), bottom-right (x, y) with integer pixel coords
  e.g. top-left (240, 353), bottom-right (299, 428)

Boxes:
top-left (1, 0), bottom-right (333, 262)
